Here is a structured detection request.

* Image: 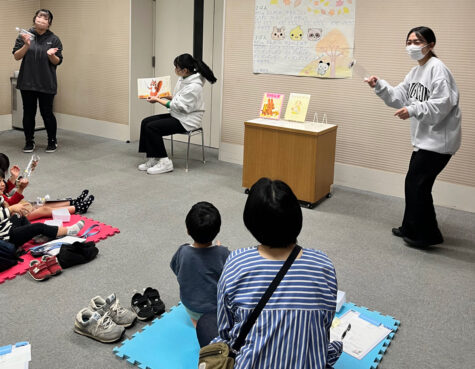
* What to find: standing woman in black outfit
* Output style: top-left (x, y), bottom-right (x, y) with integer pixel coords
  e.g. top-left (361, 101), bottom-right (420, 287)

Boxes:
top-left (12, 9), bottom-right (63, 153)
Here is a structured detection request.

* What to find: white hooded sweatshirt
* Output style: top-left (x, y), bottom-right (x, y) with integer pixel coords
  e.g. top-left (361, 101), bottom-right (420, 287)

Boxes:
top-left (375, 57), bottom-right (461, 155)
top-left (169, 73), bottom-right (205, 131)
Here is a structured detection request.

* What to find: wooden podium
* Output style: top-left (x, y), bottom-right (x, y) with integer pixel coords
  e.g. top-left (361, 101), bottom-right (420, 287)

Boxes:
top-left (242, 118), bottom-right (337, 208)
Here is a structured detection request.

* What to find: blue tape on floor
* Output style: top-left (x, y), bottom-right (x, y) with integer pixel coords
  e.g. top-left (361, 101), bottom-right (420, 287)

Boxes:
top-left (113, 303), bottom-right (199, 369)
top-left (334, 302), bottom-right (400, 369)
top-left (113, 302), bottom-right (399, 369)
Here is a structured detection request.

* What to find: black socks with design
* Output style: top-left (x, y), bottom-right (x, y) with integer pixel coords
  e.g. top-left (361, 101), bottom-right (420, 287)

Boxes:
top-left (70, 189), bottom-right (89, 206)
top-left (74, 195), bottom-right (95, 214)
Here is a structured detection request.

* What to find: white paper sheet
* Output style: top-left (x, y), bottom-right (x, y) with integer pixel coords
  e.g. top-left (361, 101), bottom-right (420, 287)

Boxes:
top-left (330, 310), bottom-right (392, 360)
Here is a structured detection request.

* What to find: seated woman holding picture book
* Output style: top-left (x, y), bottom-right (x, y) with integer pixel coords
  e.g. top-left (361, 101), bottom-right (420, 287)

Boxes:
top-left (137, 53), bottom-right (217, 174)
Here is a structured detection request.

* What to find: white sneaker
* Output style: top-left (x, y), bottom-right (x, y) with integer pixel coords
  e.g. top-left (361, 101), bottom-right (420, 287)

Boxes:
top-left (138, 158), bottom-right (158, 171)
top-left (147, 158), bottom-right (173, 174)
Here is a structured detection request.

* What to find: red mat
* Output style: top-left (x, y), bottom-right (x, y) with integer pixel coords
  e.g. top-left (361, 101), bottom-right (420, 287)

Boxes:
top-left (0, 214), bottom-right (120, 284)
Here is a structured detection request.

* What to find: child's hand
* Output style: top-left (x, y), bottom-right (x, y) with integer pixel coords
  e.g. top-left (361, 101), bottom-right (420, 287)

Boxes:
top-left (18, 178), bottom-right (29, 191)
top-left (10, 165), bottom-right (20, 180)
top-left (216, 240), bottom-right (221, 246)
top-left (8, 202), bottom-right (29, 215)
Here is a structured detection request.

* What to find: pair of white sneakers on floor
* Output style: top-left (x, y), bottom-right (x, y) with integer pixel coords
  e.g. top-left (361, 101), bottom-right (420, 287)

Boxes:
top-left (138, 157), bottom-right (173, 174)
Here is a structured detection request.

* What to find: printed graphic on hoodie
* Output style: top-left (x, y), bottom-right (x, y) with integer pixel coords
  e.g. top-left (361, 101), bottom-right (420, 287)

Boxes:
top-left (408, 82), bottom-right (430, 102)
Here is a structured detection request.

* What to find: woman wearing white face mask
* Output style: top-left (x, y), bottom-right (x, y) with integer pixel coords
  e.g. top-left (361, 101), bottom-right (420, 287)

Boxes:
top-left (365, 26), bottom-right (462, 248)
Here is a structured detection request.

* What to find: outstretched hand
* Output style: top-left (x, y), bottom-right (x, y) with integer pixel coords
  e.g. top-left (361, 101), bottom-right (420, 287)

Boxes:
top-left (394, 107), bottom-right (410, 120)
top-left (365, 75), bottom-right (379, 88)
top-left (10, 165), bottom-right (20, 180)
top-left (47, 47), bottom-right (59, 56)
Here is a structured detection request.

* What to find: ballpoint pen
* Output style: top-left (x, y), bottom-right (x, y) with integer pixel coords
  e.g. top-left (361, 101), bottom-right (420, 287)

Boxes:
top-left (341, 323), bottom-right (351, 340)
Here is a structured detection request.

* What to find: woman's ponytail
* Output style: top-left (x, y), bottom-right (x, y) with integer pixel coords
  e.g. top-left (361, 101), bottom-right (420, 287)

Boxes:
top-left (174, 53), bottom-right (217, 84)
top-left (194, 59), bottom-right (217, 84)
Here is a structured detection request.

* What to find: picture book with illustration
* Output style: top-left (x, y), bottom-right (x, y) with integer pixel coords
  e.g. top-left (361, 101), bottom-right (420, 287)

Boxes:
top-left (137, 76), bottom-right (171, 99)
top-left (259, 92), bottom-right (285, 120)
top-left (284, 93), bottom-right (311, 122)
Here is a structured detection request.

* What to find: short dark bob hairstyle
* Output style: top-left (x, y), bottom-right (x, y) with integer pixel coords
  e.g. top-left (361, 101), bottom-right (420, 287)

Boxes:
top-left (33, 9), bottom-right (53, 26)
top-left (244, 178), bottom-right (302, 248)
top-left (186, 201), bottom-right (221, 244)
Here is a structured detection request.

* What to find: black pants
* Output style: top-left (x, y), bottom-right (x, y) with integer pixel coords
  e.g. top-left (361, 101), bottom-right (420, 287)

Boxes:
top-left (138, 114), bottom-right (186, 158)
top-left (401, 149), bottom-right (451, 242)
top-left (8, 215), bottom-right (58, 248)
top-left (196, 312), bottom-right (219, 348)
top-left (20, 90), bottom-right (57, 143)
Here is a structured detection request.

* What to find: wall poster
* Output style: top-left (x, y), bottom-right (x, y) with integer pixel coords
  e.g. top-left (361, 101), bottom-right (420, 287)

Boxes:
top-left (253, 0), bottom-right (356, 78)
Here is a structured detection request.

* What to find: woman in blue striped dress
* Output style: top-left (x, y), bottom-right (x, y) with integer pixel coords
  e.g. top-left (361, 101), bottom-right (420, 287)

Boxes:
top-left (211, 178), bottom-right (343, 369)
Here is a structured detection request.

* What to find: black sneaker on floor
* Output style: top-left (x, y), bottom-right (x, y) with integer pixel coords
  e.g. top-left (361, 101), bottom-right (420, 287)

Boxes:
top-left (391, 227), bottom-right (404, 238)
top-left (131, 292), bottom-right (155, 321)
top-left (143, 287), bottom-right (166, 316)
top-left (403, 236), bottom-right (443, 248)
top-left (23, 141), bottom-right (35, 153)
top-left (45, 140), bottom-right (57, 153)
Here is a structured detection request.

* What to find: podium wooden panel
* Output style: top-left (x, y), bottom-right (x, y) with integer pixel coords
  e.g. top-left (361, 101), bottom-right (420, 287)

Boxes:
top-left (242, 118), bottom-right (337, 207)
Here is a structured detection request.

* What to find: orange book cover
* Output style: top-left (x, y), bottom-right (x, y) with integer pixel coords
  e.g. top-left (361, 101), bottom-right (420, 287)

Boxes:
top-left (259, 92), bottom-right (285, 120)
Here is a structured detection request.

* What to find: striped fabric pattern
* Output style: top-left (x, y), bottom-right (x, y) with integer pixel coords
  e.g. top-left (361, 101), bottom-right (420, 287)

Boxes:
top-left (213, 246), bottom-right (343, 369)
top-left (0, 207), bottom-right (12, 241)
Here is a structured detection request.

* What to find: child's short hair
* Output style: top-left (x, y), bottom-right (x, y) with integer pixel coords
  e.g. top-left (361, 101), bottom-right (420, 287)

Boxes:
top-left (0, 168), bottom-right (5, 180)
top-left (186, 201), bottom-right (221, 244)
top-left (0, 153), bottom-right (9, 173)
top-left (243, 177), bottom-right (302, 248)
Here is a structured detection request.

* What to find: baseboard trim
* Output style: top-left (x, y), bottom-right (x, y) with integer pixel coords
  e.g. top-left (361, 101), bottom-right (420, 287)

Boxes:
top-left (218, 141), bottom-right (475, 212)
top-left (56, 113), bottom-right (130, 141)
top-left (0, 114), bottom-right (12, 131)
top-left (218, 142), bottom-right (243, 164)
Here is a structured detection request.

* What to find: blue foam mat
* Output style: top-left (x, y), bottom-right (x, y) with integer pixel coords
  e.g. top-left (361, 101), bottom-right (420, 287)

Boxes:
top-left (114, 302), bottom-right (399, 369)
top-left (114, 303), bottom-right (199, 369)
top-left (334, 302), bottom-right (400, 369)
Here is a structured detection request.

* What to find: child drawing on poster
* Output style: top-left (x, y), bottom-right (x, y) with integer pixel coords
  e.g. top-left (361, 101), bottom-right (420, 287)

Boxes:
top-left (254, 0), bottom-right (355, 78)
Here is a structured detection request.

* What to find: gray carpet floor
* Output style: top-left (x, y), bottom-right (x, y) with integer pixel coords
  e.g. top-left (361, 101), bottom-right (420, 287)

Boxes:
top-left (0, 128), bottom-right (474, 369)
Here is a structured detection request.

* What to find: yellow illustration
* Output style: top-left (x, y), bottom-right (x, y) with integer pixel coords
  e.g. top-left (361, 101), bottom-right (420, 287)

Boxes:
top-left (306, 0), bottom-right (352, 15)
top-left (290, 26), bottom-right (304, 41)
top-left (291, 100), bottom-right (302, 115)
top-left (284, 93), bottom-right (311, 122)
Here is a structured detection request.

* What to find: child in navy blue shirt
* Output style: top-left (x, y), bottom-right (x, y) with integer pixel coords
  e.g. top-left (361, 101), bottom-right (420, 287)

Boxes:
top-left (170, 201), bottom-right (230, 326)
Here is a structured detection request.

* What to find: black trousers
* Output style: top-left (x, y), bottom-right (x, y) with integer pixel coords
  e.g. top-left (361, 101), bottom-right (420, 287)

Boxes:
top-left (8, 215), bottom-right (58, 248)
top-left (20, 90), bottom-right (57, 143)
top-left (401, 149), bottom-right (451, 242)
top-left (138, 114), bottom-right (186, 158)
top-left (196, 311), bottom-right (219, 348)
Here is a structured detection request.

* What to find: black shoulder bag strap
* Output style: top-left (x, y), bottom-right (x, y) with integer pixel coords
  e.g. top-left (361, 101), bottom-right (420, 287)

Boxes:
top-left (229, 245), bottom-right (302, 358)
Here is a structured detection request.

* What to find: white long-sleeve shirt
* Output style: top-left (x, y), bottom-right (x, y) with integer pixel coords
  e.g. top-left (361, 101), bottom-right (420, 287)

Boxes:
top-left (169, 73), bottom-right (205, 131)
top-left (375, 57), bottom-right (461, 154)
